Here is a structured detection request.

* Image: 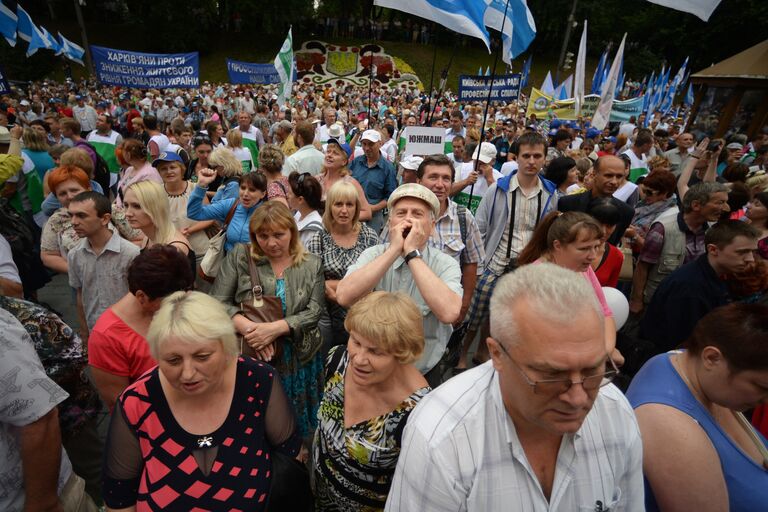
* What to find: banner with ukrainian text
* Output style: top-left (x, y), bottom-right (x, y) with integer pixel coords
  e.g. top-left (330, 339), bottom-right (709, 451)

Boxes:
top-left (91, 46), bottom-right (199, 89)
top-left (227, 59), bottom-right (280, 85)
top-left (458, 74), bottom-right (521, 102)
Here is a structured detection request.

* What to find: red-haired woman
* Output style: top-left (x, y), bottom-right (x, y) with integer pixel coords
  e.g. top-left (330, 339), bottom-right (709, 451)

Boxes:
top-left (40, 165), bottom-right (92, 274)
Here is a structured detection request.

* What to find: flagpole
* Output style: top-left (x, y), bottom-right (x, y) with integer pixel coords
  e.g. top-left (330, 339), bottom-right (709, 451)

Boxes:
top-left (427, 45), bottom-right (457, 126)
top-left (467, 0), bottom-right (511, 209)
top-left (73, 0), bottom-right (93, 74)
top-left (425, 23), bottom-right (439, 125)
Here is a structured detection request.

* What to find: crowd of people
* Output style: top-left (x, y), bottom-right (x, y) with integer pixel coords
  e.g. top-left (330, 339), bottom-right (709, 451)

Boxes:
top-left (0, 75), bottom-right (767, 511)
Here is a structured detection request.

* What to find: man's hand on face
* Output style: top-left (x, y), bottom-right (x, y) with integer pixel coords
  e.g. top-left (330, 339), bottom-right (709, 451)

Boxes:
top-left (403, 218), bottom-right (428, 255)
top-left (389, 218), bottom-right (409, 254)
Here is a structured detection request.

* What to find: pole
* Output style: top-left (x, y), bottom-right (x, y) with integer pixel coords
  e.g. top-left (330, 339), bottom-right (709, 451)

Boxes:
top-left (556, 0), bottom-right (579, 85)
top-left (466, 0), bottom-right (511, 210)
top-left (424, 23), bottom-right (438, 125)
top-left (366, 17), bottom-right (376, 124)
top-left (426, 45), bottom-right (457, 125)
top-left (73, 0), bottom-right (93, 74)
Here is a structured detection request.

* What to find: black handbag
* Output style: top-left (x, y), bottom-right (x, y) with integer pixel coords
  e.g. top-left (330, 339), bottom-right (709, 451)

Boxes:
top-left (265, 450), bottom-right (314, 512)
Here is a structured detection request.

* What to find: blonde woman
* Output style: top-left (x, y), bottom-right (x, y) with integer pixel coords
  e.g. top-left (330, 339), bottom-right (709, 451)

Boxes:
top-left (207, 146), bottom-right (243, 203)
top-left (226, 128), bottom-right (255, 172)
top-left (102, 290), bottom-right (303, 511)
top-left (313, 291), bottom-right (430, 510)
top-left (123, 181), bottom-right (196, 272)
top-left (258, 144), bottom-right (290, 206)
top-left (317, 139), bottom-right (372, 221)
top-left (307, 180), bottom-right (379, 351)
top-left (21, 126), bottom-right (54, 181)
top-left (211, 201), bottom-right (325, 439)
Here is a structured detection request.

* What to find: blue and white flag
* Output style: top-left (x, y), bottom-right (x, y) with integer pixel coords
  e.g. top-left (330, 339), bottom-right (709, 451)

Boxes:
top-left (15, 4), bottom-right (33, 42)
top-left (645, 0), bottom-right (722, 21)
top-left (483, 0), bottom-right (537, 64)
top-left (684, 83), bottom-right (694, 106)
top-left (485, 66), bottom-right (491, 76)
top-left (590, 48), bottom-right (608, 94)
top-left (375, 0), bottom-right (491, 50)
top-left (540, 70), bottom-right (555, 96)
top-left (40, 26), bottom-right (60, 53)
top-left (592, 33), bottom-right (626, 130)
top-left (0, 0), bottom-right (17, 47)
top-left (521, 54), bottom-right (532, 88)
top-left (58, 32), bottom-right (85, 65)
top-left (553, 74), bottom-right (572, 101)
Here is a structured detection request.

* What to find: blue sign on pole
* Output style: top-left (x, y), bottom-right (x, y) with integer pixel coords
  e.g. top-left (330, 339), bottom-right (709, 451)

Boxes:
top-left (91, 45), bottom-right (199, 89)
top-left (226, 59), bottom-right (280, 85)
top-left (0, 64), bottom-right (10, 95)
top-left (458, 74), bottom-right (522, 102)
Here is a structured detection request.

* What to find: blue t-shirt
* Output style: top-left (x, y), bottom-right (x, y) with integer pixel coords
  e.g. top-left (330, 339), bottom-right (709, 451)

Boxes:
top-left (627, 352), bottom-right (768, 511)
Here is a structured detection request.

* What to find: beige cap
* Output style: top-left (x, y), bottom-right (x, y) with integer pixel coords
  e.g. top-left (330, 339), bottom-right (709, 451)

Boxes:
top-left (0, 126), bottom-right (9, 144)
top-left (328, 122), bottom-right (345, 139)
top-left (387, 183), bottom-right (440, 218)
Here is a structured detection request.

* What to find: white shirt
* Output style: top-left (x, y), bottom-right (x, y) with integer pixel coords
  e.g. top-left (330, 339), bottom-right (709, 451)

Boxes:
top-left (283, 144), bottom-right (325, 176)
top-left (386, 363), bottom-right (644, 512)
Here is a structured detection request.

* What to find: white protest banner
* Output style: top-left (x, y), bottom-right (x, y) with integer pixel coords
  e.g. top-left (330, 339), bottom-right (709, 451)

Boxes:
top-left (404, 127), bottom-right (446, 155)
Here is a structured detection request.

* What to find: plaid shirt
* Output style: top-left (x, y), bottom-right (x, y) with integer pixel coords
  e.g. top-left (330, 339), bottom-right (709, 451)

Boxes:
top-left (639, 213), bottom-right (706, 266)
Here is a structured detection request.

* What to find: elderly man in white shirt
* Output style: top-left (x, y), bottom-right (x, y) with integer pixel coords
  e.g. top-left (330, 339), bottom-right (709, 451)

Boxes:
top-left (386, 263), bottom-right (643, 512)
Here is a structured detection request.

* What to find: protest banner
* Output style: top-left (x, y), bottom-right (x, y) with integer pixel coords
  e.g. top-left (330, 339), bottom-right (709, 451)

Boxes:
top-left (458, 74), bottom-right (521, 102)
top-left (91, 46), bottom-right (199, 89)
top-left (0, 64), bottom-right (10, 94)
top-left (226, 59), bottom-right (280, 85)
top-left (526, 87), bottom-right (643, 122)
top-left (404, 127), bottom-right (446, 155)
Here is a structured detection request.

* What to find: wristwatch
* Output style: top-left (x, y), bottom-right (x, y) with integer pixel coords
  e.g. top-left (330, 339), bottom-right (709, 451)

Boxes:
top-left (403, 249), bottom-right (422, 265)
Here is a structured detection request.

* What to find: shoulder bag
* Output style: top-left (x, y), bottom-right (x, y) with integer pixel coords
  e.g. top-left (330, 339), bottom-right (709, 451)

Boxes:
top-left (239, 254), bottom-right (285, 359)
top-left (198, 200), bottom-right (239, 283)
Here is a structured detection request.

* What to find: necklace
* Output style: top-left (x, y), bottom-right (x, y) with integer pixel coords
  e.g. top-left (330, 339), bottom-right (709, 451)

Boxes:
top-left (164, 182), bottom-right (187, 197)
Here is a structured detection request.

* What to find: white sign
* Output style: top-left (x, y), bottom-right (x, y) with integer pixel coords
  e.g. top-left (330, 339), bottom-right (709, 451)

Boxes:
top-left (404, 127), bottom-right (446, 156)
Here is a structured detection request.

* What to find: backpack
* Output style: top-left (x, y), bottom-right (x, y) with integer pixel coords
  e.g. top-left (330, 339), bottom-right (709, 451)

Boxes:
top-left (0, 198), bottom-right (50, 295)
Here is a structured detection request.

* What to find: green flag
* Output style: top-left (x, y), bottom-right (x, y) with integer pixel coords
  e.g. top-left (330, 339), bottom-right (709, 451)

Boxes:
top-left (274, 27), bottom-right (294, 106)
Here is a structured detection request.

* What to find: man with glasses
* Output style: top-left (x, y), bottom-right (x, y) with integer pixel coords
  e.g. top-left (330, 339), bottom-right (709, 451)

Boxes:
top-left (386, 264), bottom-right (642, 512)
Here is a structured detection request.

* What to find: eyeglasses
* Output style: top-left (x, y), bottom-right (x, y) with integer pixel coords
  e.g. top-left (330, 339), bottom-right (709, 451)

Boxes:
top-left (497, 342), bottom-right (619, 395)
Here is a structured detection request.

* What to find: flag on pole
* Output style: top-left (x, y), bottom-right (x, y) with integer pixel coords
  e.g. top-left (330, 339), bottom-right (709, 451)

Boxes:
top-left (660, 57), bottom-right (687, 114)
top-left (592, 33), bottom-right (627, 130)
top-left (644, 0), bottom-right (722, 21)
top-left (483, 0), bottom-right (537, 64)
top-left (574, 19), bottom-right (587, 116)
top-left (684, 83), bottom-right (694, 107)
top-left (40, 26), bottom-right (60, 53)
top-left (521, 54), bottom-right (532, 88)
top-left (374, 0), bottom-right (491, 50)
top-left (273, 27), bottom-right (294, 107)
top-left (57, 32), bottom-right (85, 65)
top-left (590, 48), bottom-right (608, 94)
top-left (540, 71), bottom-right (555, 96)
top-left (0, 0), bottom-right (17, 47)
top-left (15, 4), bottom-right (33, 42)
top-left (485, 66), bottom-right (491, 76)
top-left (553, 74), bottom-right (572, 101)
top-left (478, 66), bottom-right (483, 76)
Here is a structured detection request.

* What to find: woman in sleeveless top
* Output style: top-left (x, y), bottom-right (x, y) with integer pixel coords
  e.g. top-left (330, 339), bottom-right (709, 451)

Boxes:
top-left (123, 180), bottom-right (196, 274)
top-left (626, 303), bottom-right (768, 512)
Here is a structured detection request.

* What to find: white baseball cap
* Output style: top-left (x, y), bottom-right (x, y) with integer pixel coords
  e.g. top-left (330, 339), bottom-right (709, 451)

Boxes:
top-left (400, 155), bottom-right (424, 171)
top-left (472, 142), bottom-right (497, 164)
top-left (361, 129), bottom-right (381, 143)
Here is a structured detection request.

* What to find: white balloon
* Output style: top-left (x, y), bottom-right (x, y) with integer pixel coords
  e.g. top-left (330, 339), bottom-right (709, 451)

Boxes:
top-left (602, 287), bottom-right (629, 330)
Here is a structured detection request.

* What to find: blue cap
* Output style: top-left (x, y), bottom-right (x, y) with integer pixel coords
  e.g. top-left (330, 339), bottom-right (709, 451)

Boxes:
top-left (75, 94), bottom-right (83, 100)
top-left (326, 137), bottom-right (352, 158)
top-left (606, 136), bottom-right (617, 143)
top-left (548, 129), bottom-right (558, 136)
top-left (550, 120), bottom-right (562, 129)
top-left (152, 151), bottom-right (184, 167)
top-left (586, 128), bottom-right (601, 139)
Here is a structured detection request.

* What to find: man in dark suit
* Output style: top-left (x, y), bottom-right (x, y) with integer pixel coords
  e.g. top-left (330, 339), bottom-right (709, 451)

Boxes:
top-left (557, 155), bottom-right (634, 245)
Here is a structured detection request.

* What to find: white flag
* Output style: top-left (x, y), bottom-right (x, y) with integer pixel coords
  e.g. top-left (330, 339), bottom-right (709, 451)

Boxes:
top-left (645, 0), bottom-right (722, 21)
top-left (273, 27), bottom-right (294, 107)
top-left (574, 20), bottom-right (587, 116)
top-left (591, 33), bottom-right (626, 130)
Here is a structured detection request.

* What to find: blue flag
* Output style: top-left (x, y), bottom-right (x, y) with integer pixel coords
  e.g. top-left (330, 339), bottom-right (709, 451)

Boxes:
top-left (0, 0), bottom-right (17, 47)
top-left (483, 0), bottom-right (537, 64)
top-left (590, 48), bottom-right (608, 94)
top-left (15, 4), bottom-right (32, 42)
top-left (684, 83), bottom-right (694, 107)
top-left (485, 66), bottom-right (491, 76)
top-left (58, 32), bottom-right (85, 65)
top-left (521, 54), bottom-right (532, 88)
top-left (40, 26), bottom-right (60, 53)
